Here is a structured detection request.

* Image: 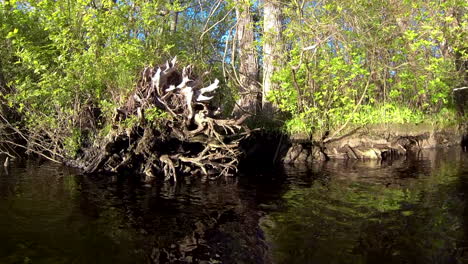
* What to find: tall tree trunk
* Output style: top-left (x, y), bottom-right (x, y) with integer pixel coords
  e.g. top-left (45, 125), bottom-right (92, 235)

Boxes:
top-left (233, 0), bottom-right (260, 117)
top-left (170, 11), bottom-right (179, 34)
top-left (262, 0), bottom-right (283, 115)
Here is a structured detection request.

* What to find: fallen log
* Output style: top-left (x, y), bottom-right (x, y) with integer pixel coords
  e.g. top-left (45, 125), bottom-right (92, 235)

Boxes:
top-left (79, 58), bottom-right (250, 182)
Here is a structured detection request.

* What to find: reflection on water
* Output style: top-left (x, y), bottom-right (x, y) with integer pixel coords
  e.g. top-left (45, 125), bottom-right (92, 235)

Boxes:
top-left (0, 160), bottom-right (268, 264)
top-left (0, 148), bottom-right (467, 263)
top-left (262, 149), bottom-right (468, 264)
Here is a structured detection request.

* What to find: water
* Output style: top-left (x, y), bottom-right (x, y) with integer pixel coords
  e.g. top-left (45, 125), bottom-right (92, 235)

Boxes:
top-left (0, 148), bottom-right (467, 264)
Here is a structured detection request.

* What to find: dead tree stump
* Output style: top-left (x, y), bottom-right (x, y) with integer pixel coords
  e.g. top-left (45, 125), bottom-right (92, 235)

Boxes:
top-left (78, 58), bottom-right (250, 182)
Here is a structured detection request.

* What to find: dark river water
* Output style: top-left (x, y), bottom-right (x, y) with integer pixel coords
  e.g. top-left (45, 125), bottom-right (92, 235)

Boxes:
top-left (0, 148), bottom-right (467, 264)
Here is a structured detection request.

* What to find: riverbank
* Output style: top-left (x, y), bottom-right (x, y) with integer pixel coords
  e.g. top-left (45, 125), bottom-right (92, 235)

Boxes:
top-left (281, 123), bottom-right (467, 164)
top-left (2, 120), bottom-right (467, 180)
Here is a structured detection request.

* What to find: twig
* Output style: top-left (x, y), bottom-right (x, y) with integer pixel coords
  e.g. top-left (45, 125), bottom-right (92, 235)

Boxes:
top-left (323, 74), bottom-right (372, 143)
top-left (2, 140), bottom-right (61, 163)
top-left (200, 8), bottom-right (234, 40)
top-left (0, 151), bottom-right (14, 159)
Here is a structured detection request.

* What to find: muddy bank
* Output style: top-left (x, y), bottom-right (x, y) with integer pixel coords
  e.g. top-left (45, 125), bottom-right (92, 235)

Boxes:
top-left (281, 124), bottom-right (467, 164)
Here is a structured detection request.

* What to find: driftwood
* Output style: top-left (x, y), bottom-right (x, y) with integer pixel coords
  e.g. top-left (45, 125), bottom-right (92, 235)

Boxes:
top-left (77, 58), bottom-right (250, 182)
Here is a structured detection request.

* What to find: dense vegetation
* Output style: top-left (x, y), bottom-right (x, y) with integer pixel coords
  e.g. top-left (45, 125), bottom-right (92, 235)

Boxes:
top-left (0, 0), bottom-right (466, 160)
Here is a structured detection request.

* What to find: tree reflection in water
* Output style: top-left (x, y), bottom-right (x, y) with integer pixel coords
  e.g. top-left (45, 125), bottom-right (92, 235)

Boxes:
top-left (0, 149), bottom-right (467, 264)
top-left (262, 149), bottom-right (468, 264)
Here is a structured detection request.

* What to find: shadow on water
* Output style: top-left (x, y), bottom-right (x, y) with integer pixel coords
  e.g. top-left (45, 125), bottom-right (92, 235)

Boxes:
top-left (0, 160), bottom-right (270, 264)
top-left (0, 148), bottom-right (467, 264)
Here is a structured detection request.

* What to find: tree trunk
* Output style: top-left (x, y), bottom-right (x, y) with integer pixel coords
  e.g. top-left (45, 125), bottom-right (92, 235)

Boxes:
top-left (233, 0), bottom-right (260, 117)
top-left (0, 63), bottom-right (6, 94)
top-left (170, 11), bottom-right (179, 34)
top-left (262, 0), bottom-right (283, 115)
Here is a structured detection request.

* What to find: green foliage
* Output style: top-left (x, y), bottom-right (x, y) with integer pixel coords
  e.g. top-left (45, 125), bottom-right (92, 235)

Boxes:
top-left (145, 107), bottom-right (169, 123)
top-left (429, 107), bottom-right (464, 128)
top-left (63, 129), bottom-right (82, 158)
top-left (121, 115), bottom-right (139, 130)
top-left (0, 0), bottom-right (229, 157)
top-left (267, 0), bottom-right (466, 135)
top-left (1, 0), bottom-right (466, 152)
top-left (270, 47), bottom-right (371, 134)
top-left (351, 104), bottom-right (426, 125)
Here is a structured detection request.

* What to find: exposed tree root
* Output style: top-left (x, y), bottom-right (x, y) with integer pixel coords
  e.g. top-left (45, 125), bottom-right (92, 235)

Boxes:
top-left (77, 58), bottom-right (250, 182)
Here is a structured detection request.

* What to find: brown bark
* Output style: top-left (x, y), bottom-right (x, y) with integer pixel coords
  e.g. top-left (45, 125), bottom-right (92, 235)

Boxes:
top-left (233, 0), bottom-right (260, 117)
